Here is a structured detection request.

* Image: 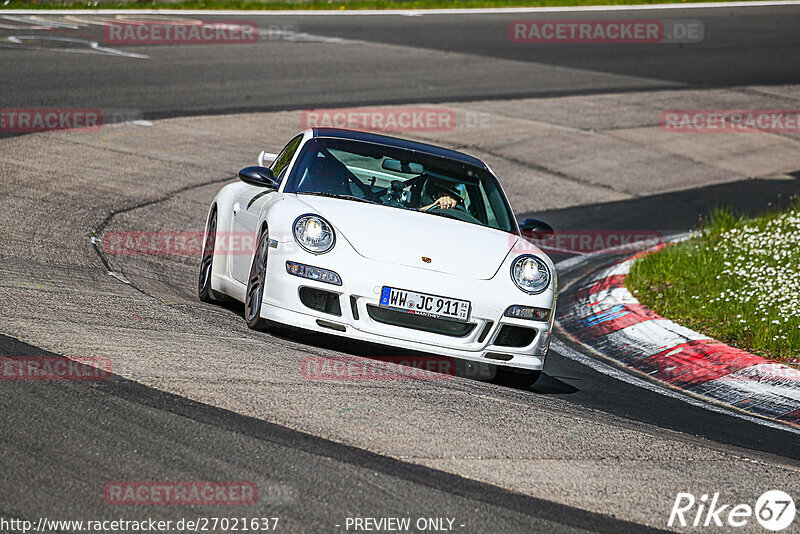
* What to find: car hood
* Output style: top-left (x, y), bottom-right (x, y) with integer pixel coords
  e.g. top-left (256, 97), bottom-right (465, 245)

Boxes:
top-left (296, 195), bottom-right (518, 280)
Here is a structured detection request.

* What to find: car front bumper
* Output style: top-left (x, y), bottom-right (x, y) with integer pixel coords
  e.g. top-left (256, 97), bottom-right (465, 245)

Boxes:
top-left (258, 240), bottom-right (555, 372)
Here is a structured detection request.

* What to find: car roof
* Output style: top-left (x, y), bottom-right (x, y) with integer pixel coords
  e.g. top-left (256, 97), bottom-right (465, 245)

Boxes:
top-left (311, 128), bottom-right (488, 170)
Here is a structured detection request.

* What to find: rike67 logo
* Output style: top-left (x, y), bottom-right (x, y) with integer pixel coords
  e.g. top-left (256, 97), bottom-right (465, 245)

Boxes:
top-left (669, 490), bottom-right (795, 531)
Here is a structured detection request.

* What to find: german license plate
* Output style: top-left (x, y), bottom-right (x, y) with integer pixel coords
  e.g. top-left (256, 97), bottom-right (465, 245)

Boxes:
top-left (379, 286), bottom-right (470, 322)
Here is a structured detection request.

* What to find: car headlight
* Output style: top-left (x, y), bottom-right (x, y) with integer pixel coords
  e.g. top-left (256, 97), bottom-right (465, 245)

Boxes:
top-left (510, 255), bottom-right (551, 294)
top-left (293, 214), bottom-right (335, 254)
top-left (504, 305), bottom-right (550, 321)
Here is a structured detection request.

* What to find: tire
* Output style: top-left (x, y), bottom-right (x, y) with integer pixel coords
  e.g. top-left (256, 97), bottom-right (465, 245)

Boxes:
top-left (198, 206), bottom-right (221, 303)
top-left (244, 225), bottom-right (270, 330)
top-left (495, 368), bottom-right (541, 388)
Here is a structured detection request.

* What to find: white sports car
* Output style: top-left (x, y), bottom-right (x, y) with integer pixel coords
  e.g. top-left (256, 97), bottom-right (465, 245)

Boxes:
top-left (199, 128), bottom-right (556, 385)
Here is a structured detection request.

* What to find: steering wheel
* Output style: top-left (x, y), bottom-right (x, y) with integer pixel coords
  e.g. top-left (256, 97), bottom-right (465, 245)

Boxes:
top-left (428, 199), bottom-right (465, 211)
top-left (428, 201), bottom-right (482, 225)
top-left (426, 187), bottom-right (467, 212)
top-left (425, 190), bottom-right (486, 225)
top-left (361, 174), bottom-right (427, 204)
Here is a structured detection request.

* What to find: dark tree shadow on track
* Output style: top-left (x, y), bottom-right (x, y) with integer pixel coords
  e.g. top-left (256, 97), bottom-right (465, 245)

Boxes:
top-left (532, 374), bottom-right (580, 395)
top-left (213, 301), bottom-right (576, 393)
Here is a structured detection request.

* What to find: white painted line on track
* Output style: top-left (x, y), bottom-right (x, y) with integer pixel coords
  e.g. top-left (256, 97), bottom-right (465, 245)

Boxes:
top-left (107, 271), bottom-right (130, 284)
top-left (260, 28), bottom-right (345, 42)
top-left (5, 1), bottom-right (800, 15)
top-left (2, 14), bottom-right (80, 29)
top-left (0, 35), bottom-right (149, 58)
top-left (0, 23), bottom-right (48, 29)
top-left (551, 338), bottom-right (800, 435)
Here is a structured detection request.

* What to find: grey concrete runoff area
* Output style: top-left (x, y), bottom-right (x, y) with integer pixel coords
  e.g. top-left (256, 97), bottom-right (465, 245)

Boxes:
top-left (2, 84), bottom-right (800, 532)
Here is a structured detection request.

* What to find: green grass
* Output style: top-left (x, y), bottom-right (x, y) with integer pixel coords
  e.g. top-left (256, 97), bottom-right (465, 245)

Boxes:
top-left (0, 0), bottom-right (761, 10)
top-left (627, 199), bottom-right (800, 365)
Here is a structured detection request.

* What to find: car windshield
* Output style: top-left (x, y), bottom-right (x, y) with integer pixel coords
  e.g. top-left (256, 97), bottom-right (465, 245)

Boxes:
top-left (283, 137), bottom-right (516, 232)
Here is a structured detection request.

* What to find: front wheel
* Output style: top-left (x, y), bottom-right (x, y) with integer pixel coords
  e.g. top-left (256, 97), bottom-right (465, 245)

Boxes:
top-left (244, 225), bottom-right (270, 330)
top-left (198, 207), bottom-right (221, 303)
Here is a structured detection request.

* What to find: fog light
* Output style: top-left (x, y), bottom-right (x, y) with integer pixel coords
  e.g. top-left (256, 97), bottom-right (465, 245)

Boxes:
top-left (286, 261), bottom-right (342, 286)
top-left (504, 305), bottom-right (550, 322)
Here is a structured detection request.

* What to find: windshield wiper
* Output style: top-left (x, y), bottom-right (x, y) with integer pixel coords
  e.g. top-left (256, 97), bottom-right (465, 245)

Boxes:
top-left (298, 192), bottom-right (379, 205)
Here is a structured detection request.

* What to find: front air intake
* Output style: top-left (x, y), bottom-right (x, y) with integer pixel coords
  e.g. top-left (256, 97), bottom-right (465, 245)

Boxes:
top-left (366, 305), bottom-right (476, 337)
top-left (299, 287), bottom-right (342, 316)
top-left (493, 325), bottom-right (536, 347)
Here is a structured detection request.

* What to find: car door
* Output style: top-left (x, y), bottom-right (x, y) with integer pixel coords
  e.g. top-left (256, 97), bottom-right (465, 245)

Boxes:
top-left (230, 134), bottom-right (303, 283)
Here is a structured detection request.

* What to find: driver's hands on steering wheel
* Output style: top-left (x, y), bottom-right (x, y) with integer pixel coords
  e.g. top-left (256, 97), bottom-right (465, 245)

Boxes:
top-left (421, 195), bottom-right (457, 211)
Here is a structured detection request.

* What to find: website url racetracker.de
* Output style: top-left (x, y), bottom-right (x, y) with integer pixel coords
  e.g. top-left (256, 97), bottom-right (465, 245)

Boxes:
top-left (0, 516), bottom-right (280, 533)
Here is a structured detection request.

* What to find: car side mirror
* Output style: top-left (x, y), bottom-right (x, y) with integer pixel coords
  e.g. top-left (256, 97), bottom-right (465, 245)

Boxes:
top-left (238, 166), bottom-right (278, 189)
top-left (519, 218), bottom-right (555, 240)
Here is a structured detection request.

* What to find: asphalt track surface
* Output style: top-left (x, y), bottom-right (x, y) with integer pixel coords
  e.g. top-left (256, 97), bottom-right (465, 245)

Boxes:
top-left (0, 335), bottom-right (655, 534)
top-left (2, 5), bottom-right (800, 534)
top-left (0, 5), bottom-right (799, 118)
